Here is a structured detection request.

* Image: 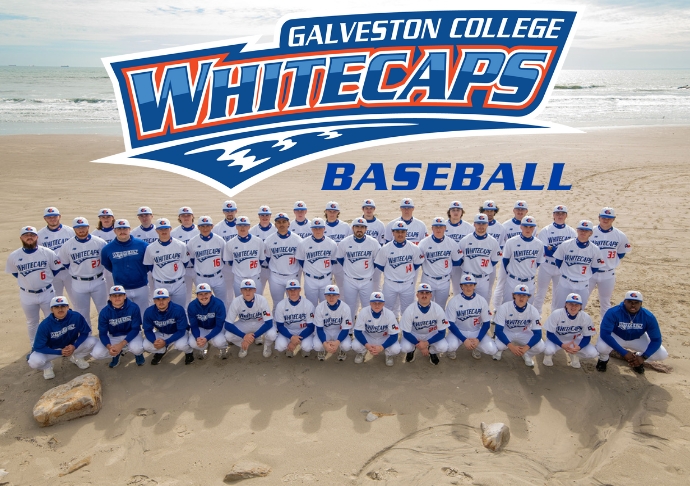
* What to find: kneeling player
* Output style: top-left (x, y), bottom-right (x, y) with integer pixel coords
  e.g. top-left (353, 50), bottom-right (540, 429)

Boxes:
top-left (352, 292), bottom-right (401, 366)
top-left (188, 283), bottom-right (230, 360)
top-left (312, 285), bottom-right (353, 361)
top-left (401, 283), bottom-right (449, 365)
top-left (543, 293), bottom-right (598, 369)
top-left (225, 279), bottom-right (276, 358)
top-left (492, 285), bottom-right (545, 367)
top-left (142, 288), bottom-right (194, 365)
top-left (91, 285), bottom-right (145, 367)
top-left (274, 279), bottom-right (316, 357)
top-left (445, 274), bottom-right (497, 360)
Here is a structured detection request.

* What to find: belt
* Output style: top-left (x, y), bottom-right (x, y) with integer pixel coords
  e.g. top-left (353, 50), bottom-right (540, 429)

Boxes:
top-left (508, 273), bottom-right (534, 282)
top-left (385, 278), bottom-right (409, 284)
top-left (156, 276), bottom-right (183, 284)
top-left (549, 261), bottom-right (558, 267)
top-left (423, 273), bottom-right (445, 281)
top-left (305, 272), bottom-right (331, 280)
top-left (20, 284), bottom-right (52, 294)
top-left (72, 272), bottom-right (103, 281)
top-left (599, 268), bottom-right (615, 273)
top-left (272, 272), bottom-right (293, 277)
top-left (562, 275), bottom-right (587, 283)
top-left (471, 273), bottom-right (486, 279)
top-left (197, 270), bottom-right (222, 278)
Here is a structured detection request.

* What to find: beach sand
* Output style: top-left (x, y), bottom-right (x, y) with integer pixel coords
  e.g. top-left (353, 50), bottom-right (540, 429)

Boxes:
top-left (0, 126), bottom-right (689, 485)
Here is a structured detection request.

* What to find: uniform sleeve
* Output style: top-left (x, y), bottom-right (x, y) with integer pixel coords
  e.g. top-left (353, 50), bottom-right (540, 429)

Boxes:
top-left (618, 231), bottom-right (631, 255)
top-left (97, 308), bottom-right (111, 346)
top-left (413, 245), bottom-right (424, 266)
top-left (258, 240), bottom-right (267, 264)
top-left (49, 248), bottom-right (64, 273)
top-left (58, 244), bottom-right (70, 267)
top-left (205, 300), bottom-right (227, 341)
top-left (125, 305), bottom-right (143, 343)
top-left (72, 313), bottom-right (92, 349)
top-left (383, 221), bottom-right (393, 243)
top-left (222, 241), bottom-right (233, 264)
top-left (4, 253), bottom-right (15, 275)
top-left (374, 246), bottom-right (387, 269)
top-left (643, 311), bottom-right (663, 357)
top-left (553, 243), bottom-right (565, 261)
top-left (187, 302), bottom-right (201, 339)
top-left (535, 243), bottom-right (545, 265)
top-left (101, 246), bottom-right (113, 272)
top-left (33, 321), bottom-right (62, 355)
top-left (313, 304), bottom-right (325, 327)
top-left (142, 309), bottom-right (157, 343)
top-left (143, 246), bottom-right (153, 266)
top-left (399, 305), bottom-right (413, 333)
top-left (354, 309), bottom-right (367, 331)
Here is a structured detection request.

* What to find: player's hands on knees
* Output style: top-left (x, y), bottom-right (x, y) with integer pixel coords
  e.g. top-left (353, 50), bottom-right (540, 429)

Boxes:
top-left (153, 338), bottom-right (167, 349)
top-left (62, 344), bottom-right (76, 357)
top-left (325, 341), bottom-right (338, 354)
top-left (628, 354), bottom-right (645, 367)
top-left (623, 351), bottom-right (637, 364)
top-left (507, 342), bottom-right (524, 356)
top-left (108, 346), bottom-right (120, 357)
top-left (197, 337), bottom-right (208, 348)
top-left (465, 338), bottom-right (479, 350)
top-left (288, 335), bottom-right (301, 351)
top-left (416, 341), bottom-right (430, 356)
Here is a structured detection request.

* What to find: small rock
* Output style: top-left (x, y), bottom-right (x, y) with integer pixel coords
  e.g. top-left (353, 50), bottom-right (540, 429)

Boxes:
top-left (33, 374), bottom-right (102, 427)
top-left (223, 461), bottom-right (271, 483)
top-left (0, 469), bottom-right (7, 479)
top-left (135, 408), bottom-right (156, 417)
top-left (480, 422), bottom-right (510, 452)
top-left (59, 456), bottom-right (91, 476)
top-left (366, 412), bottom-right (378, 422)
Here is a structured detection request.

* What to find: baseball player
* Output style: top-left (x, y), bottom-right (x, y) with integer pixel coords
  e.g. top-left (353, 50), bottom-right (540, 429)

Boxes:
top-left (400, 283), bottom-right (449, 365)
top-left (323, 201), bottom-right (351, 288)
top-left (215, 200), bottom-right (239, 305)
top-left (336, 218), bottom-right (380, 314)
top-left (101, 219), bottom-right (150, 319)
top-left (457, 214), bottom-right (501, 303)
top-left (142, 288), bottom-right (194, 365)
top-left (543, 293), bottom-right (598, 369)
top-left (6, 226), bottom-right (63, 345)
top-left (590, 207), bottom-right (631, 319)
top-left (384, 198), bottom-right (428, 244)
top-left (224, 216), bottom-right (266, 296)
top-left (533, 205), bottom-right (577, 314)
top-left (265, 212), bottom-right (302, 313)
top-left (491, 200), bottom-right (529, 308)
top-left (170, 206), bottom-right (199, 307)
top-left (250, 205), bottom-right (277, 291)
top-left (418, 218), bottom-right (462, 306)
top-left (187, 216), bottom-right (227, 307)
top-left (312, 285), bottom-right (353, 361)
top-left (132, 206), bottom-right (157, 299)
top-left (38, 206), bottom-right (75, 300)
top-left (289, 200), bottom-right (312, 239)
top-left (361, 199), bottom-right (386, 292)
top-left (479, 200), bottom-right (505, 306)
top-left (374, 222), bottom-right (424, 317)
top-left (492, 284), bottom-right (545, 367)
top-left (93, 208), bottom-right (116, 289)
top-left (187, 283), bottom-right (229, 360)
top-left (58, 217), bottom-right (108, 326)
top-left (552, 220), bottom-right (603, 309)
top-left (445, 201), bottom-right (473, 294)
top-left (445, 274), bottom-right (497, 360)
top-left (595, 291), bottom-right (667, 374)
top-left (295, 218), bottom-right (337, 307)
top-left (500, 215), bottom-right (544, 304)
top-left (143, 218), bottom-right (189, 308)
top-left (91, 285), bottom-right (146, 368)
top-left (274, 279), bottom-right (316, 357)
top-left (28, 296), bottom-right (97, 379)
top-left (352, 292), bottom-right (401, 366)
top-left (224, 278), bottom-right (276, 358)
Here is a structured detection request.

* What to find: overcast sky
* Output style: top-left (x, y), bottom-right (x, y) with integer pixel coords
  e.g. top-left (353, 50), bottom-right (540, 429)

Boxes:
top-left (0, 0), bottom-right (688, 69)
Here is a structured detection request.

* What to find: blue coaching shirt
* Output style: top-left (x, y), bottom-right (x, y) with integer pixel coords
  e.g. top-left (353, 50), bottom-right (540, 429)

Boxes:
top-left (98, 298), bottom-right (142, 346)
top-left (188, 295), bottom-right (226, 341)
top-left (33, 310), bottom-right (91, 355)
top-left (599, 301), bottom-right (663, 358)
top-left (143, 301), bottom-right (189, 345)
top-left (101, 237), bottom-right (150, 290)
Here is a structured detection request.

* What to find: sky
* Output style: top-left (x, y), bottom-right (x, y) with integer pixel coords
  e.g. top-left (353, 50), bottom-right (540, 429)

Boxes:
top-left (0, 0), bottom-right (688, 69)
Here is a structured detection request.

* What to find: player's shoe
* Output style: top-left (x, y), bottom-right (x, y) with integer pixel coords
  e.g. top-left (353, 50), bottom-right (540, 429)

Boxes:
top-left (285, 349), bottom-right (294, 358)
top-left (632, 364), bottom-right (645, 374)
top-left (569, 355), bottom-right (581, 369)
top-left (337, 350), bottom-right (347, 361)
top-left (447, 351), bottom-right (457, 360)
top-left (70, 355), bottom-right (90, 370)
top-left (262, 343), bottom-right (272, 358)
top-left (385, 355), bottom-right (394, 367)
top-left (595, 359), bottom-right (608, 372)
top-left (135, 354), bottom-right (146, 366)
top-left (255, 336), bottom-right (264, 346)
top-left (150, 349), bottom-right (167, 365)
top-left (43, 366), bottom-right (55, 380)
top-left (238, 348), bottom-right (248, 358)
top-left (317, 351), bottom-right (326, 361)
top-left (542, 355), bottom-right (554, 367)
top-left (219, 348), bottom-right (229, 360)
top-left (492, 351), bottom-right (503, 361)
top-left (523, 355), bottom-right (535, 367)
top-left (429, 353), bottom-right (440, 366)
top-left (184, 353), bottom-right (195, 365)
top-left (108, 352), bottom-right (122, 369)
top-left (354, 353), bottom-right (365, 364)
top-left (302, 350), bottom-right (310, 358)
top-left (405, 351), bottom-right (416, 363)
top-left (472, 349), bottom-right (481, 360)
top-left (195, 349), bottom-right (207, 361)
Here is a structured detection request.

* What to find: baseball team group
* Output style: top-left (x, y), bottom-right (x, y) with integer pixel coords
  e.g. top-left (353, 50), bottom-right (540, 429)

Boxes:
top-left (6, 198), bottom-right (667, 380)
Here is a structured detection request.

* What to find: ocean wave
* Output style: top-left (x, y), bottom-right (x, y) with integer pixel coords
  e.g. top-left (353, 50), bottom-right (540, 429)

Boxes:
top-left (1, 97), bottom-right (115, 104)
top-left (554, 84), bottom-right (604, 90)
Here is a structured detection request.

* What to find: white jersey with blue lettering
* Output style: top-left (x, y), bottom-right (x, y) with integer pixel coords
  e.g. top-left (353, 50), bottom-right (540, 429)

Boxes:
top-left (458, 233), bottom-right (501, 277)
top-left (354, 306), bottom-right (399, 339)
top-left (38, 224), bottom-right (75, 252)
top-left (553, 239), bottom-right (603, 281)
top-left (419, 235), bottom-right (462, 278)
top-left (500, 218), bottom-right (523, 246)
top-left (324, 220), bottom-right (351, 244)
top-left (288, 219), bottom-right (311, 240)
top-left (487, 220), bottom-right (505, 246)
top-left (362, 217), bottom-right (386, 245)
top-left (591, 225), bottom-right (631, 271)
top-left (445, 220), bottom-right (473, 244)
top-left (384, 217), bottom-right (428, 244)
top-left (336, 235), bottom-right (380, 279)
top-left (537, 223), bottom-right (576, 265)
top-left (131, 225), bottom-right (158, 245)
top-left (59, 235), bottom-right (107, 278)
top-left (374, 241), bottom-right (423, 282)
top-left (295, 237), bottom-right (337, 278)
top-left (214, 219), bottom-right (238, 242)
top-left (400, 301), bottom-right (449, 341)
top-left (187, 233), bottom-right (226, 276)
top-left (445, 292), bottom-right (491, 333)
top-left (223, 235), bottom-right (265, 279)
top-left (227, 294), bottom-right (272, 331)
top-left (544, 308), bottom-right (595, 343)
top-left (6, 246), bottom-right (62, 290)
top-left (493, 301), bottom-right (541, 333)
top-left (502, 235), bottom-right (545, 279)
top-left (275, 297), bottom-right (315, 335)
top-left (170, 225), bottom-right (199, 245)
top-left (92, 228), bottom-right (116, 244)
top-left (143, 238), bottom-right (189, 282)
top-left (250, 223), bottom-right (277, 241)
top-left (314, 300), bottom-right (353, 332)
top-left (264, 231), bottom-right (301, 275)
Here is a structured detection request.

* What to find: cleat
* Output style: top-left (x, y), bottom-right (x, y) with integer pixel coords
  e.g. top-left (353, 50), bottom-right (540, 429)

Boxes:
top-left (337, 350), bottom-right (347, 361)
top-left (633, 364), bottom-right (645, 374)
top-left (543, 355), bottom-right (554, 367)
top-left (569, 355), bottom-right (581, 369)
top-left (302, 350), bottom-right (310, 358)
top-left (26, 352), bottom-right (31, 361)
top-left (286, 349), bottom-right (294, 358)
top-left (108, 352), bottom-right (122, 369)
top-left (317, 351), bottom-right (326, 361)
top-left (195, 349), bottom-right (207, 360)
top-left (523, 355), bottom-right (534, 367)
top-left (218, 348), bottom-right (229, 360)
top-left (596, 359), bottom-right (608, 372)
top-left (184, 353), bottom-right (195, 365)
top-left (447, 351), bottom-right (457, 360)
top-left (472, 349), bottom-right (481, 360)
top-left (255, 336), bottom-right (263, 346)
top-left (238, 348), bottom-right (248, 358)
top-left (150, 349), bottom-right (167, 365)
top-left (43, 367), bottom-right (55, 380)
top-left (135, 354), bottom-right (146, 366)
top-left (492, 351), bottom-right (503, 361)
top-left (405, 351), bottom-right (416, 363)
top-left (385, 355), bottom-right (394, 367)
top-left (262, 343), bottom-right (272, 358)
top-left (429, 353), bottom-right (440, 366)
top-left (354, 353), bottom-right (365, 364)
top-left (70, 355), bottom-right (90, 369)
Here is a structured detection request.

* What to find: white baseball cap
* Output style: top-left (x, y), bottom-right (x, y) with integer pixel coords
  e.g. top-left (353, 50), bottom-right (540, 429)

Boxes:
top-left (20, 225), bottom-right (38, 236)
top-left (196, 283), bottom-right (212, 293)
top-left (240, 279), bottom-right (256, 289)
top-left (236, 216), bottom-right (251, 226)
top-left (514, 200), bottom-right (528, 209)
top-left (109, 285), bottom-right (126, 295)
top-left (362, 199), bottom-right (375, 208)
top-left (274, 212), bottom-right (289, 221)
top-left (448, 201), bottom-right (463, 209)
top-left (137, 206), bottom-right (153, 215)
top-left (370, 291), bottom-right (385, 302)
top-left (352, 217), bottom-right (368, 227)
top-left (223, 201), bottom-right (237, 212)
top-left (153, 288), bottom-right (170, 299)
top-left (325, 201), bottom-right (340, 211)
top-left (285, 279), bottom-right (301, 290)
top-left (156, 218), bottom-right (171, 229)
top-left (72, 217), bottom-right (89, 228)
top-left (258, 205), bottom-right (272, 215)
top-left (115, 219), bottom-right (130, 229)
top-left (577, 220), bottom-right (593, 231)
top-left (294, 201), bottom-right (307, 210)
top-left (44, 206), bottom-right (60, 217)
top-left (98, 208), bottom-right (114, 217)
top-left (198, 216), bottom-right (213, 226)
top-left (417, 283), bottom-right (432, 292)
top-left (50, 295), bottom-right (69, 307)
top-left (431, 217), bottom-right (446, 227)
top-left (600, 207), bottom-right (616, 218)
top-left (553, 205), bottom-right (568, 213)
top-left (178, 206), bottom-right (193, 215)
top-left (400, 198), bottom-right (414, 208)
top-left (625, 290), bottom-right (643, 302)
top-left (324, 285), bottom-right (340, 295)
top-left (482, 200), bottom-right (497, 210)
top-left (391, 221), bottom-right (408, 231)
top-left (513, 284), bottom-right (531, 296)
top-left (310, 217), bottom-right (325, 228)
top-left (520, 216), bottom-right (537, 227)
top-left (460, 273), bottom-right (477, 285)
top-left (474, 214), bottom-right (489, 224)
top-left (565, 293), bottom-right (582, 304)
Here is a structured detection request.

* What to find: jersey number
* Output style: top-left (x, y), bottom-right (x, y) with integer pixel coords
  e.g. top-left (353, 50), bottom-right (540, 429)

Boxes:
top-left (40, 271), bottom-right (46, 280)
top-left (581, 265), bottom-right (587, 275)
top-left (288, 257), bottom-right (296, 265)
top-left (324, 260), bottom-right (330, 268)
top-left (473, 317), bottom-right (480, 326)
top-left (173, 263), bottom-right (179, 272)
top-left (364, 260), bottom-right (369, 269)
top-left (405, 263), bottom-right (413, 273)
top-left (249, 260), bottom-right (258, 269)
top-left (607, 250), bottom-right (616, 259)
top-left (213, 258), bottom-right (222, 267)
top-left (444, 260), bottom-right (449, 268)
top-left (91, 259), bottom-right (100, 268)
top-left (480, 258), bottom-right (489, 268)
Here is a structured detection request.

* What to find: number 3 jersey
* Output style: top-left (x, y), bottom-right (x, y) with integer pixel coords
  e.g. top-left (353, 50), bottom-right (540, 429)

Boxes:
top-left (264, 231), bottom-right (302, 276)
top-left (143, 238), bottom-right (189, 282)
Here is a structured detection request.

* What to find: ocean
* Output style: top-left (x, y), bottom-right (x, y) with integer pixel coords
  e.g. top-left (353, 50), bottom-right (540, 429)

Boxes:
top-left (0, 66), bottom-right (689, 136)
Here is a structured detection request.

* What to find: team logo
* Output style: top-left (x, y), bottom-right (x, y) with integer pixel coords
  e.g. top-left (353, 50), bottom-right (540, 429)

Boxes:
top-left (365, 200), bottom-right (373, 205)
top-left (296, 202), bottom-right (304, 208)
top-left (394, 222), bottom-right (406, 230)
top-left (226, 203), bottom-right (235, 209)
top-left (374, 293), bottom-right (382, 299)
top-left (140, 207), bottom-right (147, 213)
top-left (516, 201), bottom-right (526, 208)
top-left (260, 206), bottom-right (270, 213)
top-left (46, 208), bottom-right (56, 214)
top-left (56, 298), bottom-right (65, 304)
top-left (434, 218), bottom-right (444, 224)
top-left (463, 275), bottom-right (474, 283)
top-left (519, 286), bottom-right (527, 292)
top-left (329, 203), bottom-right (337, 209)
top-left (156, 290), bottom-right (166, 296)
top-left (403, 199), bottom-right (412, 206)
top-left (524, 217), bottom-right (534, 224)
top-left (485, 201), bottom-right (495, 208)
top-left (328, 286), bottom-right (336, 292)
top-left (451, 202), bottom-right (461, 207)
top-left (419, 284), bottom-right (431, 291)
top-left (287, 280), bottom-right (299, 288)
top-left (555, 205), bottom-right (565, 211)
top-left (160, 219), bottom-right (169, 225)
top-left (77, 219), bottom-right (84, 224)
top-left (98, 10), bottom-right (578, 196)
top-left (100, 209), bottom-right (111, 216)
top-left (244, 280), bottom-right (252, 286)
top-left (26, 226), bottom-right (36, 232)
top-left (116, 220), bottom-right (127, 226)
top-left (201, 217), bottom-right (210, 223)
top-left (630, 292), bottom-right (638, 298)
top-left (239, 217), bottom-right (248, 223)
top-left (580, 221), bottom-right (589, 228)
top-left (181, 207), bottom-right (191, 213)
top-left (354, 218), bottom-right (366, 225)
top-left (476, 215), bottom-right (487, 222)
top-left (604, 209), bottom-right (612, 215)
top-left (114, 286), bottom-right (123, 292)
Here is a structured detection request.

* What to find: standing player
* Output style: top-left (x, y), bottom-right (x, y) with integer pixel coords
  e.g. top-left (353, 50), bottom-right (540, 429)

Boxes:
top-left (552, 220), bottom-right (603, 309)
top-left (274, 279), bottom-right (316, 357)
top-left (187, 283), bottom-right (230, 360)
top-left (296, 218), bottom-right (337, 307)
top-left (419, 217), bottom-right (462, 305)
top-left (215, 200), bottom-right (239, 305)
top-left (250, 205), bottom-right (277, 291)
top-left (188, 216), bottom-right (227, 306)
top-left (38, 206), bottom-right (75, 300)
top-left (492, 200), bottom-right (529, 308)
top-left (93, 208), bottom-right (116, 289)
top-left (479, 200), bottom-right (505, 305)
top-left (361, 199), bottom-right (386, 292)
top-left (224, 279), bottom-right (276, 358)
top-left (6, 226), bottom-right (63, 345)
top-left (289, 201), bottom-right (312, 239)
top-left (143, 218), bottom-right (189, 308)
top-left (265, 213), bottom-right (301, 312)
top-left (542, 293), bottom-right (598, 369)
top-left (590, 207), bottom-right (631, 319)
top-left (384, 198), bottom-right (428, 244)
top-left (323, 201), bottom-right (351, 288)
top-left (492, 285), bottom-right (545, 367)
top-left (445, 201), bottom-right (473, 294)
top-left (336, 218), bottom-right (380, 314)
top-left (457, 214), bottom-right (501, 303)
top-left (312, 285), bottom-right (353, 361)
top-left (400, 283), bottom-right (449, 365)
top-left (131, 206), bottom-right (157, 299)
top-left (351, 292), bottom-right (401, 366)
top-left (533, 205), bottom-right (577, 314)
top-left (142, 288), bottom-right (194, 365)
top-left (445, 274), bottom-right (497, 360)
top-left (500, 216), bottom-right (544, 304)
top-left (224, 216), bottom-right (266, 296)
top-left (374, 222), bottom-right (424, 317)
top-left (58, 217), bottom-right (108, 326)
top-left (171, 206), bottom-right (199, 307)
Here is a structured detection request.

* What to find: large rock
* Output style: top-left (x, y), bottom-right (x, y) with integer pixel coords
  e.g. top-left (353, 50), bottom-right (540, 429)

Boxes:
top-left (223, 461), bottom-right (271, 483)
top-left (33, 373), bottom-right (102, 427)
top-left (480, 422), bottom-right (510, 452)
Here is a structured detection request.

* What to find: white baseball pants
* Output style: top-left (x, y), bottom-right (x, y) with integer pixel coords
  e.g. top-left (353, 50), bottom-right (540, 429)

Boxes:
top-left (19, 286), bottom-right (54, 345)
top-left (188, 328), bottom-right (229, 351)
top-left (351, 335), bottom-right (401, 357)
top-left (422, 274), bottom-right (451, 307)
top-left (342, 275), bottom-right (374, 316)
top-left (303, 274), bottom-right (330, 308)
top-left (502, 274), bottom-right (536, 305)
top-left (143, 331), bottom-right (192, 354)
top-left (401, 336), bottom-right (449, 354)
top-left (52, 270), bottom-right (74, 302)
top-left (595, 333), bottom-right (668, 362)
top-left (232, 274), bottom-right (263, 297)
top-left (195, 273), bottom-right (226, 309)
top-left (332, 265), bottom-right (345, 290)
top-left (28, 336), bottom-right (98, 370)
top-left (312, 329), bottom-right (352, 352)
top-left (154, 278), bottom-right (187, 309)
top-left (275, 333), bottom-right (314, 353)
top-left (553, 277), bottom-right (590, 310)
top-left (225, 325), bottom-right (277, 348)
top-left (126, 285), bottom-right (150, 320)
top-left (268, 272), bottom-right (298, 312)
top-left (533, 262), bottom-right (561, 313)
top-left (446, 330), bottom-right (498, 356)
top-left (70, 277), bottom-right (108, 326)
top-left (590, 270), bottom-right (616, 320)
top-left (543, 338), bottom-right (598, 359)
top-left (221, 266), bottom-right (235, 310)
top-left (491, 265), bottom-right (507, 308)
top-left (183, 267), bottom-right (195, 308)
top-left (372, 268), bottom-right (383, 292)
top-left (103, 269), bottom-right (114, 291)
top-left (259, 266), bottom-right (270, 294)
top-left (92, 334), bottom-right (145, 359)
top-left (495, 331), bottom-right (545, 356)
top-left (382, 279), bottom-right (415, 318)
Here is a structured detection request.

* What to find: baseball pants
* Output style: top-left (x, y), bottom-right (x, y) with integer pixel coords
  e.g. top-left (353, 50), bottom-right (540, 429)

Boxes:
top-left (28, 336), bottom-right (98, 370)
top-left (491, 265), bottom-right (507, 309)
top-left (342, 275), bottom-right (374, 316)
top-left (195, 273), bottom-right (226, 309)
top-left (487, 267), bottom-right (498, 307)
top-left (450, 266), bottom-right (463, 298)
top-left (446, 330), bottom-right (498, 356)
top-left (259, 265), bottom-right (270, 294)
top-left (303, 274), bottom-right (330, 308)
top-left (221, 266), bottom-right (235, 309)
top-left (188, 328), bottom-right (229, 351)
top-left (92, 333), bottom-right (145, 359)
top-left (125, 285), bottom-right (150, 320)
top-left (70, 277), bottom-right (108, 326)
top-left (494, 331), bottom-right (545, 357)
top-left (312, 329), bottom-right (353, 352)
top-left (19, 286), bottom-right (54, 345)
top-left (372, 268), bottom-right (383, 292)
top-left (422, 274), bottom-right (451, 307)
top-left (268, 271), bottom-right (299, 312)
top-left (533, 262), bottom-right (561, 313)
top-left (382, 279), bottom-right (415, 318)
top-left (589, 270), bottom-right (616, 320)
top-left (596, 333), bottom-right (668, 362)
top-left (146, 273), bottom-right (155, 301)
top-left (351, 335), bottom-right (401, 357)
top-left (52, 270), bottom-right (74, 302)
top-left (275, 333), bottom-right (315, 353)
top-left (544, 337), bottom-right (598, 359)
top-left (553, 277), bottom-right (590, 309)
top-left (143, 331), bottom-right (192, 354)
top-left (232, 274), bottom-right (263, 297)
top-left (502, 275), bottom-right (536, 305)
top-left (183, 267), bottom-right (195, 307)
top-left (103, 269), bottom-right (114, 291)
top-left (401, 335), bottom-right (449, 354)
top-left (332, 265), bottom-right (345, 290)
top-left (225, 325), bottom-right (277, 348)
top-left (154, 278), bottom-right (187, 309)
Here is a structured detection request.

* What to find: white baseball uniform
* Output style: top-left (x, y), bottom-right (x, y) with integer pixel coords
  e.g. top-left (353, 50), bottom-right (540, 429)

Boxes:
top-left (131, 224), bottom-right (158, 299)
top-left (552, 239), bottom-right (603, 309)
top-left (533, 223), bottom-right (577, 313)
top-left (590, 225), bottom-right (631, 319)
top-left (374, 240), bottom-right (424, 317)
top-left (224, 294), bottom-right (277, 348)
top-left (419, 235), bottom-right (462, 306)
top-left (214, 219), bottom-right (239, 304)
top-left (296, 236), bottom-right (337, 307)
top-left (143, 238), bottom-right (190, 308)
top-left (250, 223), bottom-right (277, 291)
top-left (171, 224), bottom-right (199, 307)
top-left (485, 219), bottom-right (506, 306)
top-left (493, 301), bottom-right (545, 356)
top-left (458, 233), bottom-right (501, 303)
top-left (363, 217), bottom-right (386, 292)
top-left (543, 308), bottom-right (598, 359)
top-left (400, 301), bottom-right (450, 355)
top-left (501, 235), bottom-right (544, 304)
top-left (223, 235), bottom-right (266, 296)
top-left (445, 219), bottom-right (473, 295)
top-left (324, 220), bottom-right (351, 289)
top-left (312, 299), bottom-right (353, 353)
top-left (187, 233), bottom-right (227, 303)
top-left (288, 219), bottom-right (312, 239)
top-left (491, 218), bottom-right (523, 308)
top-left (351, 306), bottom-right (401, 357)
top-left (265, 231), bottom-right (302, 311)
top-left (445, 292), bottom-right (497, 356)
top-left (336, 235), bottom-right (380, 314)
top-left (274, 297), bottom-right (316, 353)
top-left (38, 224), bottom-right (75, 300)
top-left (92, 227), bottom-right (116, 288)
top-left (384, 217), bottom-right (428, 244)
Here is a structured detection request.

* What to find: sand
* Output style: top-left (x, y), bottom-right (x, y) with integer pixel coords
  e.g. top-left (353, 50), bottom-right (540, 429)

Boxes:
top-left (0, 126), bottom-right (689, 485)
